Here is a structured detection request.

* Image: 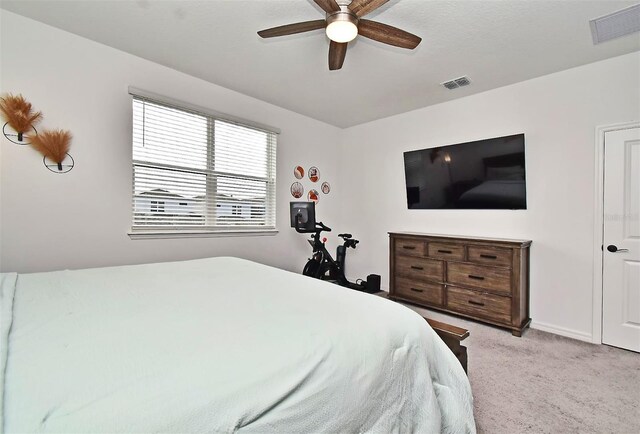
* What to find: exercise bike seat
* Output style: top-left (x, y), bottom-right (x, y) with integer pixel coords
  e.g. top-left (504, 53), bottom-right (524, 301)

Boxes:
top-left (338, 233), bottom-right (352, 239)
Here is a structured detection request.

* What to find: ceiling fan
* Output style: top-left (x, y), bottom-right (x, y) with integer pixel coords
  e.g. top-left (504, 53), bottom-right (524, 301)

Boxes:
top-left (257, 0), bottom-right (422, 71)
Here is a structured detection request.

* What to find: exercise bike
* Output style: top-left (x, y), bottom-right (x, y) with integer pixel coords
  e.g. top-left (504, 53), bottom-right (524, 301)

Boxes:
top-left (290, 201), bottom-right (380, 293)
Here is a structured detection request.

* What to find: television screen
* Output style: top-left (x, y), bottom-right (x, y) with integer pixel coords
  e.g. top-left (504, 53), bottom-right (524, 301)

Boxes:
top-left (403, 134), bottom-right (526, 209)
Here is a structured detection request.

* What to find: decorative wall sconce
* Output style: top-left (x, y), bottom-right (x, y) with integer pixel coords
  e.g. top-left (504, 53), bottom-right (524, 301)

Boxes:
top-left (1, 93), bottom-right (75, 174)
top-left (0, 93), bottom-right (42, 145)
top-left (28, 129), bottom-right (74, 173)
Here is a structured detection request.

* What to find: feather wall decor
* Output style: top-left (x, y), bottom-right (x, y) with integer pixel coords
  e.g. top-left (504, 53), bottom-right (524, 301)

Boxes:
top-left (28, 129), bottom-right (72, 171)
top-left (0, 93), bottom-right (43, 142)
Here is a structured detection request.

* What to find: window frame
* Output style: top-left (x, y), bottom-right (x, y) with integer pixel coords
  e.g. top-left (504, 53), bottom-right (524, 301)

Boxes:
top-left (128, 88), bottom-right (279, 239)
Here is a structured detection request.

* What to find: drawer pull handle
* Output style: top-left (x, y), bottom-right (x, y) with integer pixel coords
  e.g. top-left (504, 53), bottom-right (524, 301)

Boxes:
top-left (410, 287), bottom-right (424, 293)
top-left (437, 249), bottom-right (452, 254)
top-left (410, 266), bottom-right (424, 270)
top-left (480, 254), bottom-right (498, 259)
top-left (402, 246), bottom-right (416, 250)
top-left (468, 275), bottom-right (485, 281)
top-left (468, 300), bottom-right (485, 307)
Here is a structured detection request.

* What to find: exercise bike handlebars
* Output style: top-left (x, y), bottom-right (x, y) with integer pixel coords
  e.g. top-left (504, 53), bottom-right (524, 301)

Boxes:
top-left (316, 222), bottom-right (331, 232)
top-left (294, 214), bottom-right (331, 234)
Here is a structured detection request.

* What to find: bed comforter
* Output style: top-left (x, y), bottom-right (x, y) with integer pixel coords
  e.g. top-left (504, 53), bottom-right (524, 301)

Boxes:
top-left (1, 257), bottom-right (474, 433)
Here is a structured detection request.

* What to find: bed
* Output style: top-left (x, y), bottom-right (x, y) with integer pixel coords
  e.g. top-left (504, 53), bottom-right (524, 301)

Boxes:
top-left (1, 257), bottom-right (475, 433)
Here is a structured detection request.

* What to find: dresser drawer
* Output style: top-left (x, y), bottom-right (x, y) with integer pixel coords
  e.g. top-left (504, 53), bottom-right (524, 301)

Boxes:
top-left (427, 242), bottom-right (465, 261)
top-left (395, 255), bottom-right (443, 282)
top-left (447, 263), bottom-right (511, 295)
top-left (394, 239), bottom-right (425, 257)
top-left (447, 286), bottom-right (511, 324)
top-left (395, 277), bottom-right (443, 306)
top-left (467, 246), bottom-right (512, 267)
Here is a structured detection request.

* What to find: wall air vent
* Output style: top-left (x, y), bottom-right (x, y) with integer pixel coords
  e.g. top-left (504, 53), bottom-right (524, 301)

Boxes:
top-left (590, 4), bottom-right (640, 44)
top-left (441, 76), bottom-right (471, 90)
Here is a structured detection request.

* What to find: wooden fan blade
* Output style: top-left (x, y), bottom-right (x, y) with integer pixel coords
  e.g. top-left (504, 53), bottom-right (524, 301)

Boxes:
top-left (314, 0), bottom-right (341, 13)
top-left (258, 20), bottom-right (326, 38)
top-left (329, 41), bottom-right (348, 70)
top-left (349, 0), bottom-right (390, 17)
top-left (358, 19), bottom-right (422, 49)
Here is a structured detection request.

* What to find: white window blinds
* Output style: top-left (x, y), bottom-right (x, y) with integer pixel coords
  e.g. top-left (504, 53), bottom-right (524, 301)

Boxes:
top-left (131, 94), bottom-right (277, 235)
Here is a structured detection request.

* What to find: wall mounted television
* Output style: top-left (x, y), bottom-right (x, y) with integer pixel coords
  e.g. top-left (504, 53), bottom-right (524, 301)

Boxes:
top-left (403, 134), bottom-right (526, 210)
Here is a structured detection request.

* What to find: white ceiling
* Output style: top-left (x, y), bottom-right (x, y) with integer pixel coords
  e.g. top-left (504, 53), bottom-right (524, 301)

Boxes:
top-left (2, 0), bottom-right (639, 128)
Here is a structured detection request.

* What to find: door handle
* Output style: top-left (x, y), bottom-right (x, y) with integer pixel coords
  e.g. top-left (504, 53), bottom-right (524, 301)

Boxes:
top-left (607, 245), bottom-right (629, 253)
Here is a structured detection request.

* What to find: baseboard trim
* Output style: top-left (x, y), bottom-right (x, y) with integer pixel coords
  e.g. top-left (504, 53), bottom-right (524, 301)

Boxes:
top-left (530, 321), bottom-right (593, 343)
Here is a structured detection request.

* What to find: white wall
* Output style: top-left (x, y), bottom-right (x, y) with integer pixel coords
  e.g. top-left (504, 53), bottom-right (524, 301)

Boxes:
top-left (0, 11), bottom-right (342, 274)
top-left (338, 51), bottom-right (640, 342)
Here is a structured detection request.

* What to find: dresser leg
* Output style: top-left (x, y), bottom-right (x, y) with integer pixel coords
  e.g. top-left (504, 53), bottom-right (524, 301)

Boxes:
top-left (512, 318), bottom-right (532, 337)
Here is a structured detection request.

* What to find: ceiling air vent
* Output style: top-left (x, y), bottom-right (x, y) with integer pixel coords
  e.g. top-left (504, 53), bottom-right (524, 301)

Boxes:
top-left (441, 76), bottom-right (471, 90)
top-left (590, 4), bottom-right (640, 44)
top-left (454, 77), bottom-right (470, 87)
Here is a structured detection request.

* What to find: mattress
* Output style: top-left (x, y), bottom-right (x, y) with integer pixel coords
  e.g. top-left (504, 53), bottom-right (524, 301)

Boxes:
top-left (1, 257), bottom-right (474, 433)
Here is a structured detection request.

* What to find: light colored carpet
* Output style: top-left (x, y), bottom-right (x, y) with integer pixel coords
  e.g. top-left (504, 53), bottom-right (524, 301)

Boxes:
top-left (405, 305), bottom-right (640, 434)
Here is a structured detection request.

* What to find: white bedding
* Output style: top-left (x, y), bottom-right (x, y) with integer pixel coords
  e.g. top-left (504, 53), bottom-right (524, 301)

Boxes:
top-left (0, 273), bottom-right (18, 432)
top-left (2, 257), bottom-right (474, 433)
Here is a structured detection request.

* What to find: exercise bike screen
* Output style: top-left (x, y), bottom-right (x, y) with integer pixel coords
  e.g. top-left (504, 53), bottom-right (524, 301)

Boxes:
top-left (290, 201), bottom-right (316, 231)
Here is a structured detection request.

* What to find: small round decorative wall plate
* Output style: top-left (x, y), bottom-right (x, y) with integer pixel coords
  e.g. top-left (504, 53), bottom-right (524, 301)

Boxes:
top-left (321, 182), bottom-right (330, 194)
top-left (43, 153), bottom-right (74, 174)
top-left (294, 165), bottom-right (304, 179)
top-left (308, 166), bottom-right (320, 183)
top-left (290, 182), bottom-right (304, 198)
top-left (308, 189), bottom-right (319, 203)
top-left (3, 122), bottom-right (37, 145)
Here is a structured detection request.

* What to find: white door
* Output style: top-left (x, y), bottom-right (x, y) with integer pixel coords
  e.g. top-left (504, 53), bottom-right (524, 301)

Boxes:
top-left (602, 127), bottom-right (640, 352)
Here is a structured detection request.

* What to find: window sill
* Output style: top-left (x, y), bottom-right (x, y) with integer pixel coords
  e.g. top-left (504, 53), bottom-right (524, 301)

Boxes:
top-left (128, 229), bottom-right (279, 240)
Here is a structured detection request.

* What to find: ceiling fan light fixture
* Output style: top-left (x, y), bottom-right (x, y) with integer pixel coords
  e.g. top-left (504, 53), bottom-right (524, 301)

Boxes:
top-left (326, 12), bottom-right (358, 43)
top-left (258, 0), bottom-right (421, 71)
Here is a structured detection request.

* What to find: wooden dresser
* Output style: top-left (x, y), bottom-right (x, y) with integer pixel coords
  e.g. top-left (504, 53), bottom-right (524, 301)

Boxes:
top-left (389, 232), bottom-right (532, 336)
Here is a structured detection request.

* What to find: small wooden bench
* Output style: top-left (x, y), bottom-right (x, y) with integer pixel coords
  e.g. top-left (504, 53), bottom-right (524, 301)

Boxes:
top-left (424, 317), bottom-right (469, 373)
top-left (376, 292), bottom-right (469, 373)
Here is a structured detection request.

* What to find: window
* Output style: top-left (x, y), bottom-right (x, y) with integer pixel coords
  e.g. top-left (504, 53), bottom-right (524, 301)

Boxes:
top-left (150, 201), bottom-right (165, 213)
top-left (130, 91), bottom-right (277, 237)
